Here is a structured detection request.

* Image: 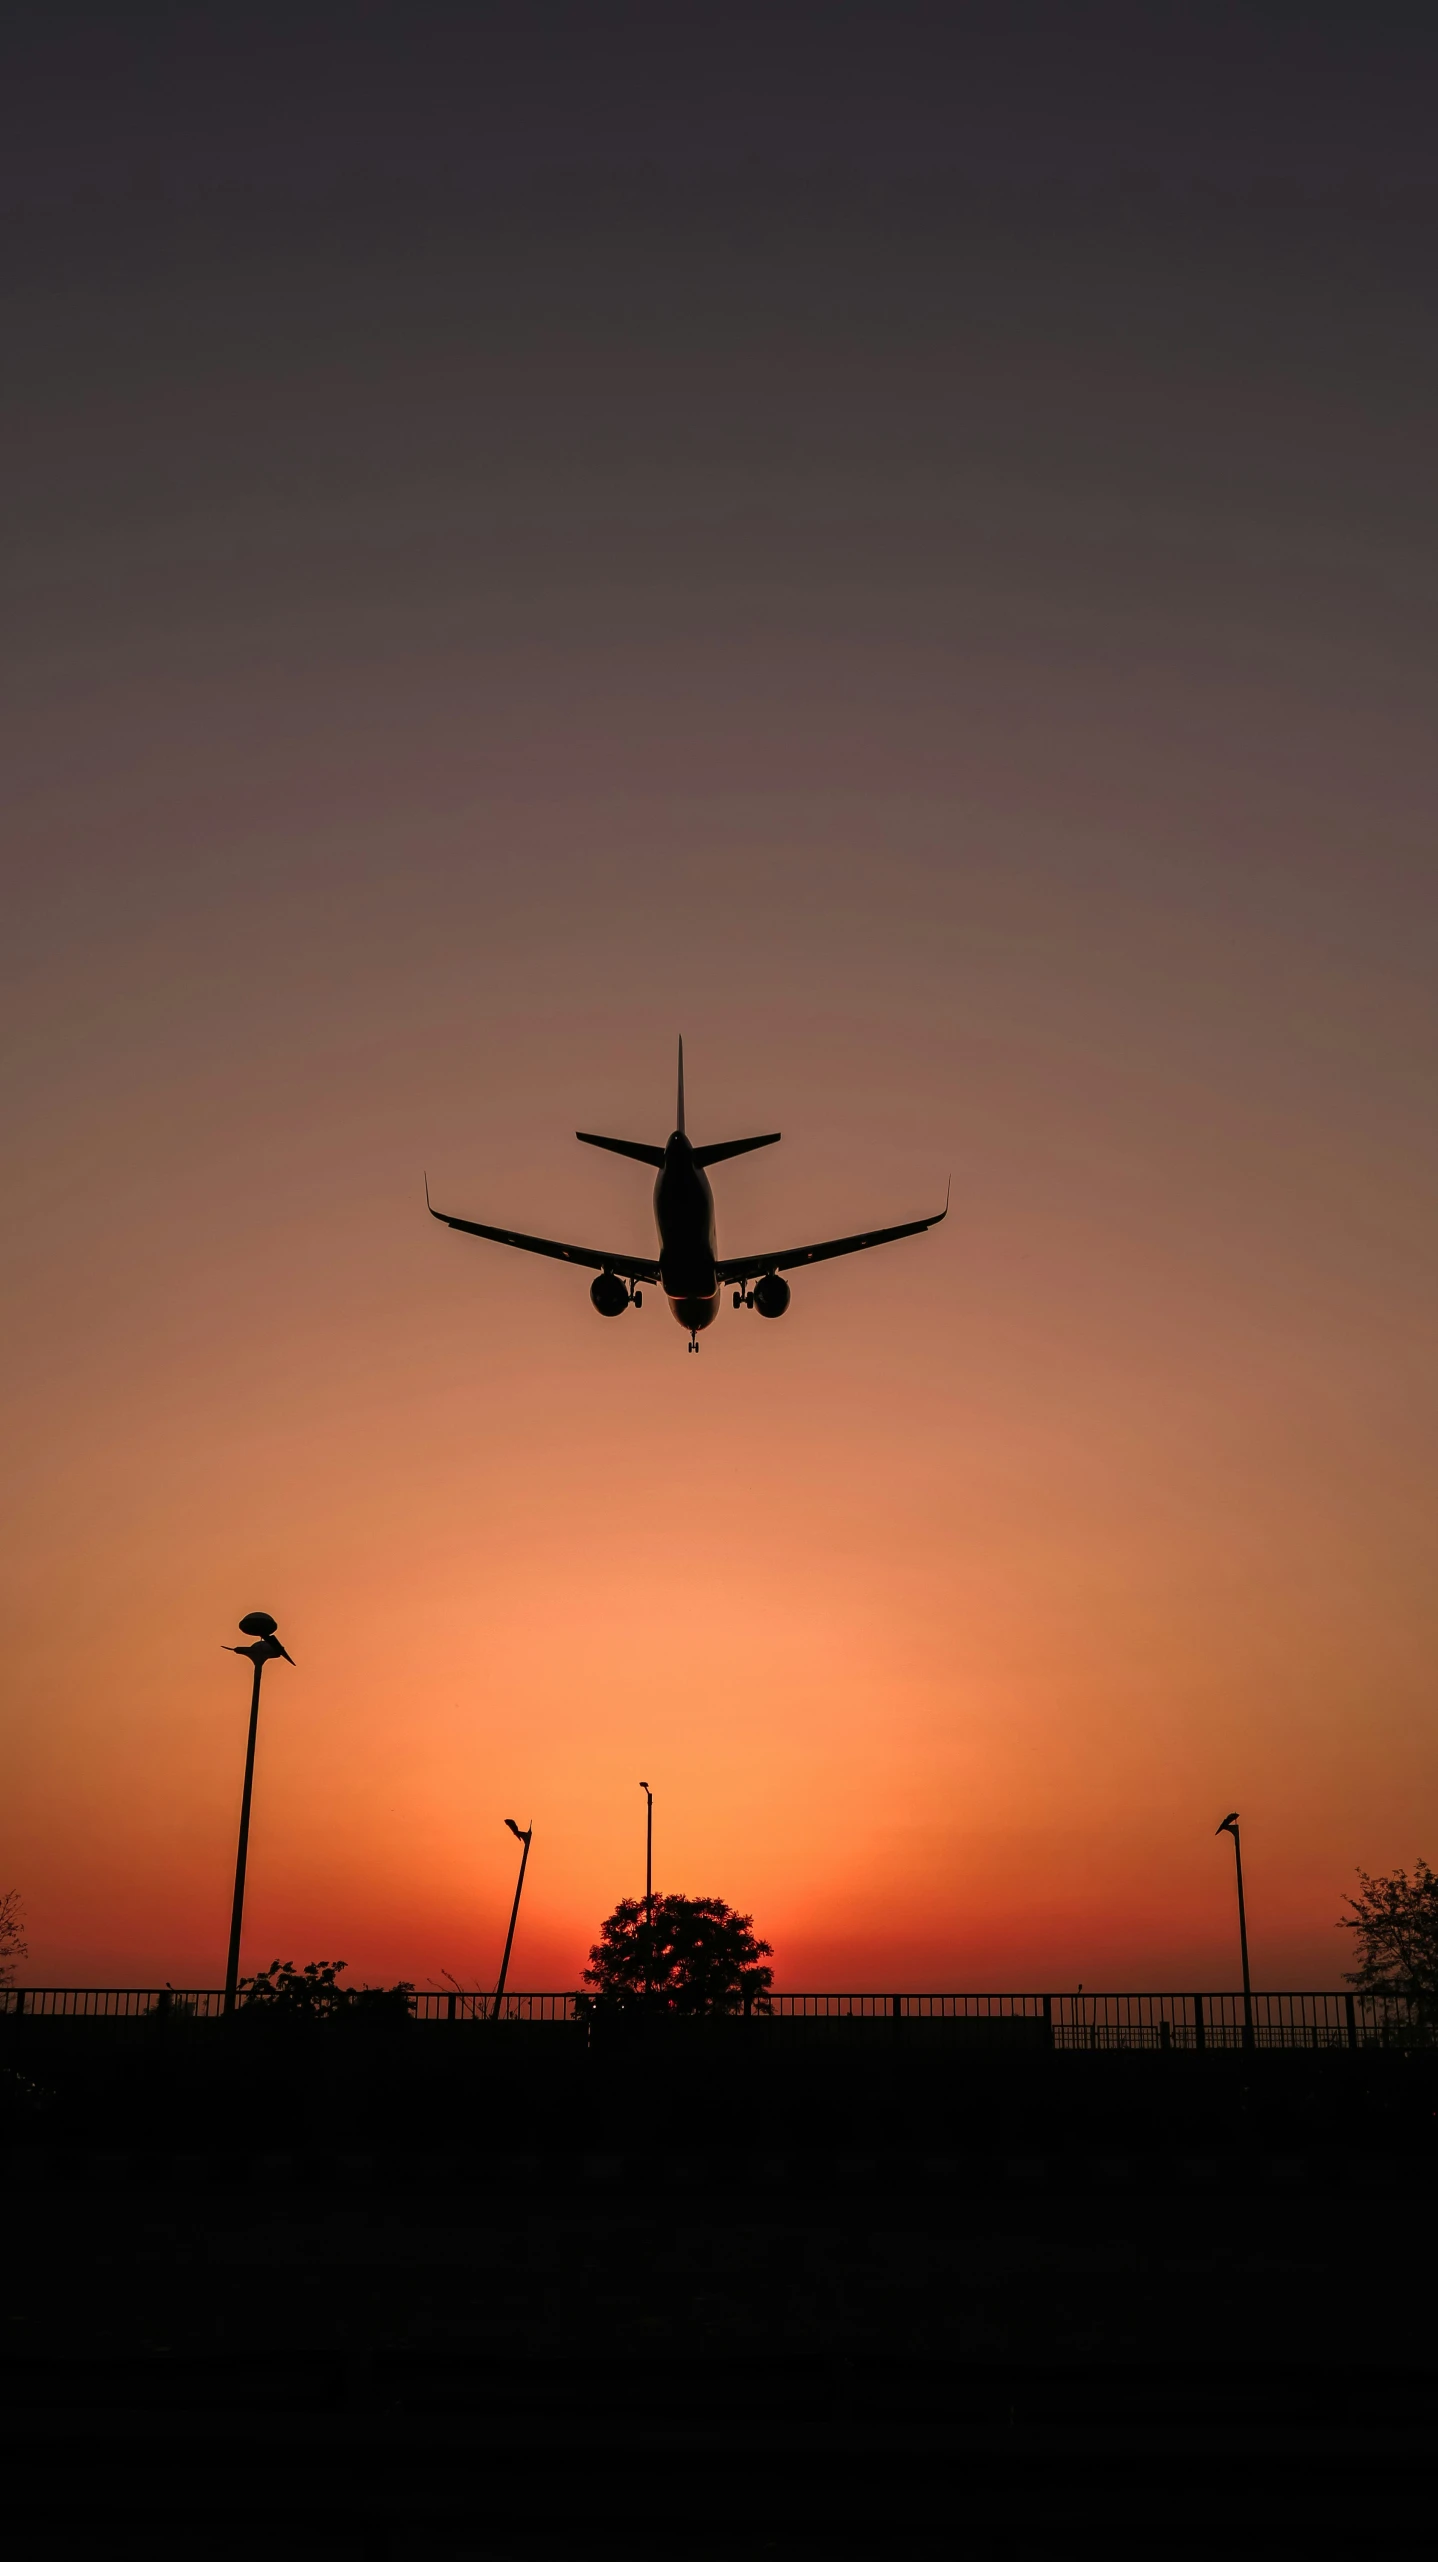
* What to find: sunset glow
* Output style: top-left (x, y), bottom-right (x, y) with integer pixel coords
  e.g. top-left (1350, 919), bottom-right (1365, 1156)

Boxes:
top-left (5, 55), bottom-right (1436, 1996)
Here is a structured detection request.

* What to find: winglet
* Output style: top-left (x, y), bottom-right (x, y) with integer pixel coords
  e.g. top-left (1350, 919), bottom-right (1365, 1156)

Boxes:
top-left (676, 1035), bottom-right (686, 1136)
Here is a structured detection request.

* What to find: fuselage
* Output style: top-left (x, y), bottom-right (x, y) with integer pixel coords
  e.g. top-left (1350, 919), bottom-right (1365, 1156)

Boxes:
top-left (654, 1132), bottom-right (720, 1334)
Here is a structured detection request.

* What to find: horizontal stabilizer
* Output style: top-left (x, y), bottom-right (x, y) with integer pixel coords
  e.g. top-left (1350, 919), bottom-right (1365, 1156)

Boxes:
top-left (691, 1132), bottom-right (781, 1168)
top-left (576, 1132), bottom-right (666, 1168)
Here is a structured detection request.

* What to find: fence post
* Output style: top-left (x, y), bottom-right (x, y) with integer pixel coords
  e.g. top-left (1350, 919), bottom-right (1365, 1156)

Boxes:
top-left (1345, 1993), bottom-right (1357, 2052)
top-left (1192, 1993), bottom-right (1205, 2052)
top-left (1042, 1994), bottom-right (1052, 2045)
top-left (891, 1993), bottom-right (902, 2021)
top-left (1160, 2018), bottom-right (1171, 2052)
top-left (446, 1990), bottom-right (456, 2023)
top-left (14, 1987), bottom-right (24, 2020)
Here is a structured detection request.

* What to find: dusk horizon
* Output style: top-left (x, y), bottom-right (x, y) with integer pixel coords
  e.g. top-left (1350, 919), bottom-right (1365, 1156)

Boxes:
top-left (5, 4), bottom-right (1436, 2003)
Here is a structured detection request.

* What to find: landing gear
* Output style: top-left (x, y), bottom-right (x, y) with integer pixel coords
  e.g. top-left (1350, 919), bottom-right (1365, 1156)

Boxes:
top-left (688, 1332), bottom-right (699, 1353)
top-left (733, 1289), bottom-right (754, 1310)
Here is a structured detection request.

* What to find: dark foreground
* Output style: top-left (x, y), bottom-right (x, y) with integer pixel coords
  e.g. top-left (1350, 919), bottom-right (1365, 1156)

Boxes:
top-left (3, 2018), bottom-right (1434, 2556)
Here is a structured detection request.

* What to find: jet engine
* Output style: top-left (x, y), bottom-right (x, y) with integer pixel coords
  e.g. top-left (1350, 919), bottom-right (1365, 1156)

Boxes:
top-left (590, 1272), bottom-right (631, 1317)
top-left (752, 1273), bottom-right (791, 1319)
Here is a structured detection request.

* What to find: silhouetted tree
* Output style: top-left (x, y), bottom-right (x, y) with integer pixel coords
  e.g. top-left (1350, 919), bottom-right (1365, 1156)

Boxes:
top-left (581, 1894), bottom-right (773, 2014)
top-left (0, 1890), bottom-right (26, 1989)
top-left (1340, 1861), bottom-right (1438, 2032)
top-left (239, 1958), bottom-right (414, 2017)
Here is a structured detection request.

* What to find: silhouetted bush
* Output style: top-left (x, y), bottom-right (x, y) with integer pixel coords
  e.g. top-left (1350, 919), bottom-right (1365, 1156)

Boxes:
top-left (0, 1889), bottom-right (27, 1989)
top-left (238, 1959), bottom-right (415, 2021)
top-left (579, 1894), bottom-right (773, 2016)
top-left (1340, 1861), bottom-right (1438, 2042)
top-left (141, 1987), bottom-right (200, 2040)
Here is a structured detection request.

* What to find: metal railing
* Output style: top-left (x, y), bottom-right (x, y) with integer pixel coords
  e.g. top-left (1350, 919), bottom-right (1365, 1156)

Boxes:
top-left (760, 1990), bottom-right (1420, 2048)
top-left (0, 1986), bottom-right (1425, 2044)
top-left (0, 1987), bottom-right (574, 2023)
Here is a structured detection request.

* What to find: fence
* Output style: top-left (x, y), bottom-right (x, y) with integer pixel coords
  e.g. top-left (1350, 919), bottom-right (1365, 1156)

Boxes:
top-left (761, 1990), bottom-right (1414, 2048)
top-left (765, 1990), bottom-right (1427, 2048)
top-left (0, 1986), bottom-right (1424, 2045)
top-left (0, 1988), bottom-right (573, 2024)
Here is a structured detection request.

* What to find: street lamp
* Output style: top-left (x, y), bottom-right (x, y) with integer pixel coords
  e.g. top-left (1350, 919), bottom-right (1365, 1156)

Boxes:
top-left (222, 1612), bottom-right (294, 2016)
top-left (640, 1781), bottom-right (653, 2002)
top-left (1215, 1811), bottom-right (1254, 2050)
top-left (492, 1818), bottom-right (532, 2022)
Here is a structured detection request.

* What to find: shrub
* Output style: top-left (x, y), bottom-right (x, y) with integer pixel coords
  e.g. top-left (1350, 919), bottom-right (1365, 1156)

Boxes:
top-left (239, 1959), bottom-right (414, 2019)
top-left (0, 1889), bottom-right (27, 1991)
top-left (1339, 1861), bottom-right (1438, 2042)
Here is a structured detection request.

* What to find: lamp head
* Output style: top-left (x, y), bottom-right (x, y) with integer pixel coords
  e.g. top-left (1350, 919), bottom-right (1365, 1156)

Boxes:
top-left (504, 1817), bottom-right (531, 1843)
top-left (1216, 1811), bottom-right (1240, 1836)
top-left (227, 1611), bottom-right (294, 1668)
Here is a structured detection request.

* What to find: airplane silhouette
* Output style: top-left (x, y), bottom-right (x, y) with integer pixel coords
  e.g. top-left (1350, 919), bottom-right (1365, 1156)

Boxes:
top-left (427, 1041), bottom-right (946, 1349)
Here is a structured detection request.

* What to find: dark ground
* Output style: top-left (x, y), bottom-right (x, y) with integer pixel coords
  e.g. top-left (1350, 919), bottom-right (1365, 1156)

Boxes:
top-left (3, 2019), bottom-right (1434, 2555)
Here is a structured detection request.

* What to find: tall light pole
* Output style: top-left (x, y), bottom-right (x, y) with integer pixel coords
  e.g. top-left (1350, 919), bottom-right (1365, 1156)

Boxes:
top-left (640, 1780), bottom-right (653, 2002)
top-left (492, 1818), bottom-right (532, 2022)
top-left (223, 1612), bottom-right (293, 2016)
top-left (1215, 1811), bottom-right (1254, 2050)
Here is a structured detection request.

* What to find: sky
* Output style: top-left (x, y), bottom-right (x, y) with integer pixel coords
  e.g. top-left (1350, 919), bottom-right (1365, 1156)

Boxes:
top-left (3, 3), bottom-right (1436, 1992)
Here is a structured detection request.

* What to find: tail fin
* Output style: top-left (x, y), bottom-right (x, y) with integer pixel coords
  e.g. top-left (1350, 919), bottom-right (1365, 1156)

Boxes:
top-left (692, 1133), bottom-right (781, 1168)
top-left (676, 1035), bottom-right (685, 1136)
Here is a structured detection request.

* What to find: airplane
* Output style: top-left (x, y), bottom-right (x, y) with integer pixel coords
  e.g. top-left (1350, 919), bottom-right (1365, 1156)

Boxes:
top-left (426, 1040), bottom-right (947, 1350)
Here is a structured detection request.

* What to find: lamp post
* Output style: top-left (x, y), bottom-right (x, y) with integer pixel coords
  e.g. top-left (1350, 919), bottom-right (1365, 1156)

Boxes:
top-left (492, 1818), bottom-right (532, 2022)
top-left (640, 1780), bottom-right (653, 2001)
top-left (1215, 1811), bottom-right (1254, 2050)
top-left (222, 1612), bottom-right (294, 2016)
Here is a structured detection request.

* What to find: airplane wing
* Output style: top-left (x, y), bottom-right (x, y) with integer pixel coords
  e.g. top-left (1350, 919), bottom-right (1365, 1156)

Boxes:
top-left (717, 1197), bottom-right (947, 1285)
top-left (427, 1190), bottom-right (659, 1284)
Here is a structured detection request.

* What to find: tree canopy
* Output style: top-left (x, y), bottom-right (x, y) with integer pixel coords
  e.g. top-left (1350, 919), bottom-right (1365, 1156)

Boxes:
top-left (1339, 1861), bottom-right (1438, 2028)
top-left (581, 1893), bottom-right (773, 2014)
top-left (0, 1890), bottom-right (26, 1990)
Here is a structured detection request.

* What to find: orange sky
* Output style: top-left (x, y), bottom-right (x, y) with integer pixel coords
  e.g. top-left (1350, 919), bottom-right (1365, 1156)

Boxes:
top-left (4, 125), bottom-right (1436, 1991)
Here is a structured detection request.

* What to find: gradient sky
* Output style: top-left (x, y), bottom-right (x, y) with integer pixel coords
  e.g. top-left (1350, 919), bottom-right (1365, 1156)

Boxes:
top-left (4, 4), bottom-right (1436, 1991)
